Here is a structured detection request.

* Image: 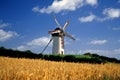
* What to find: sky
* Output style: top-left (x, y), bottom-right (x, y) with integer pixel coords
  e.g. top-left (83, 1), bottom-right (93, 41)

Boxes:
top-left (0, 0), bottom-right (120, 59)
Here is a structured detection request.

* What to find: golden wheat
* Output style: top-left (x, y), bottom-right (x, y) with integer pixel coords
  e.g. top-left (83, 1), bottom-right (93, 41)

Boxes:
top-left (0, 57), bottom-right (120, 80)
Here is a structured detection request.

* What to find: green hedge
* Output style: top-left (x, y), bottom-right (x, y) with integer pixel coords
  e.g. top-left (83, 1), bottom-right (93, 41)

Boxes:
top-left (0, 47), bottom-right (120, 64)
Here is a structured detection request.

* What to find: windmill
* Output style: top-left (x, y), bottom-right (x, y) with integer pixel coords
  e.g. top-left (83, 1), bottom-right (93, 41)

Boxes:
top-left (41, 16), bottom-right (75, 54)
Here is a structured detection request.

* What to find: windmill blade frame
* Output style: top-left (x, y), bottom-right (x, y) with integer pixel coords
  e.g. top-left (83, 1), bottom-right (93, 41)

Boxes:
top-left (64, 32), bottom-right (75, 40)
top-left (41, 38), bottom-right (53, 54)
top-left (63, 20), bottom-right (69, 31)
top-left (53, 15), bottom-right (62, 28)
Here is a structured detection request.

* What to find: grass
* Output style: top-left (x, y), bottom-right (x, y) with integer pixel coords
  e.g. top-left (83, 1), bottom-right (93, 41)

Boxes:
top-left (0, 57), bottom-right (120, 80)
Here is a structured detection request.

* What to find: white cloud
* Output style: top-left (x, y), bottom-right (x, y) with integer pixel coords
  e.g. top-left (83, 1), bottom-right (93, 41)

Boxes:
top-left (17, 36), bottom-right (51, 52)
top-left (86, 0), bottom-right (97, 6)
top-left (0, 29), bottom-right (18, 42)
top-left (79, 14), bottom-right (96, 22)
top-left (80, 49), bottom-right (103, 53)
top-left (33, 0), bottom-right (83, 14)
top-left (112, 27), bottom-right (120, 31)
top-left (17, 45), bottom-right (26, 50)
top-left (114, 48), bottom-right (120, 53)
top-left (0, 20), bottom-right (10, 28)
top-left (103, 8), bottom-right (120, 19)
top-left (90, 40), bottom-right (107, 45)
top-left (98, 8), bottom-right (120, 21)
top-left (32, 7), bottom-right (41, 13)
top-left (27, 37), bottom-right (51, 46)
top-left (32, 0), bottom-right (97, 14)
top-left (80, 49), bottom-right (120, 59)
top-left (118, 40), bottom-right (120, 42)
top-left (79, 8), bottom-right (120, 22)
top-left (118, 0), bottom-right (120, 3)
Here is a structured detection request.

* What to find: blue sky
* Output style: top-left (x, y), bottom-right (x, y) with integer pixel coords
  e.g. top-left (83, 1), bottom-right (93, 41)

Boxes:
top-left (0, 0), bottom-right (120, 59)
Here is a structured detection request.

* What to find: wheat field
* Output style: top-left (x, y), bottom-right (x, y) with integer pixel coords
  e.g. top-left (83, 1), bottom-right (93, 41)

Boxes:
top-left (0, 57), bottom-right (120, 80)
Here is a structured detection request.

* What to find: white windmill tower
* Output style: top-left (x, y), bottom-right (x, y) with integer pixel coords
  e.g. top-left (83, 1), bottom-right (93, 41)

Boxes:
top-left (41, 16), bottom-right (75, 54)
top-left (49, 16), bottom-right (75, 54)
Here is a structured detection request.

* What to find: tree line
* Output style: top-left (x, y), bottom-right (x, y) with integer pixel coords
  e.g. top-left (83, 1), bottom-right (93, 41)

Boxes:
top-left (0, 46), bottom-right (120, 64)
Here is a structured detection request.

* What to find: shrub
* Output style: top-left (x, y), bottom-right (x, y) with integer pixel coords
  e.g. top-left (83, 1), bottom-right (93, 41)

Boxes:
top-left (63, 55), bottom-right (76, 62)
